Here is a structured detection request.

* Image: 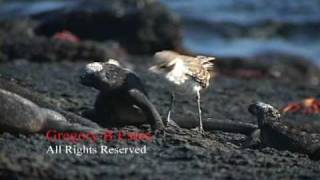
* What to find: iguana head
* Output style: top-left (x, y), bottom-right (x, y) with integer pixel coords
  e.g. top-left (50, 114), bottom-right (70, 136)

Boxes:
top-left (80, 59), bottom-right (127, 92)
top-left (248, 102), bottom-right (281, 127)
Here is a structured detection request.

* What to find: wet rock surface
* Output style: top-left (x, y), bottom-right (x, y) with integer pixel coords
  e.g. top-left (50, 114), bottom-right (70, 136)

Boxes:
top-left (0, 57), bottom-right (319, 179)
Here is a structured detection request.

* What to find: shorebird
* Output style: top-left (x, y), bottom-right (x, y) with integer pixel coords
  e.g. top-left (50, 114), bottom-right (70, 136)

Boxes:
top-left (149, 50), bottom-right (216, 133)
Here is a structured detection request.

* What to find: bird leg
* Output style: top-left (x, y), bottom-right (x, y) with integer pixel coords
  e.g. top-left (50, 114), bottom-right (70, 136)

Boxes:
top-left (196, 90), bottom-right (204, 133)
top-left (166, 91), bottom-right (177, 126)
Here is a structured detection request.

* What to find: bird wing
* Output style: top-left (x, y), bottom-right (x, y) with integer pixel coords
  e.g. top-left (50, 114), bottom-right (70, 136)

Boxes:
top-left (196, 56), bottom-right (215, 72)
top-left (180, 55), bottom-right (216, 88)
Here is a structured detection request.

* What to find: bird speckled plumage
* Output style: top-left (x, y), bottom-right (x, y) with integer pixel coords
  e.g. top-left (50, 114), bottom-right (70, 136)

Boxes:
top-left (184, 55), bottom-right (215, 89)
top-left (151, 50), bottom-right (215, 91)
top-left (149, 50), bottom-right (216, 133)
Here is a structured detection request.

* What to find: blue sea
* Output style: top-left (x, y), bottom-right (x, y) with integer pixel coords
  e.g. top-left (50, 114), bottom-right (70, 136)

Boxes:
top-left (0, 0), bottom-right (319, 65)
top-left (161, 0), bottom-right (320, 65)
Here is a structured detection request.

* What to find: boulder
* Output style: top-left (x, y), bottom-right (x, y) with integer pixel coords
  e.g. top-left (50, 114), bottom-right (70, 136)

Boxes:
top-left (33, 0), bottom-right (182, 54)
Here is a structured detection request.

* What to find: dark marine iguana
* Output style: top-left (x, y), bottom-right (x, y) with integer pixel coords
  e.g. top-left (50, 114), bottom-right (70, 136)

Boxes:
top-left (0, 76), bottom-right (100, 128)
top-left (79, 60), bottom-right (257, 134)
top-left (0, 76), bottom-right (103, 134)
top-left (0, 88), bottom-right (102, 134)
top-left (246, 102), bottom-right (320, 160)
top-left (80, 60), bottom-right (165, 130)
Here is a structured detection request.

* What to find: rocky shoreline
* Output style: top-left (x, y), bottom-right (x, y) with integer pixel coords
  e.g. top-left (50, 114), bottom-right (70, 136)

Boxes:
top-left (0, 0), bottom-right (320, 179)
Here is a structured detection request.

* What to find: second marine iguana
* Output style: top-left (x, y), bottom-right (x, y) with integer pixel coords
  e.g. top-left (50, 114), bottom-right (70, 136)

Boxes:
top-left (246, 102), bottom-right (320, 160)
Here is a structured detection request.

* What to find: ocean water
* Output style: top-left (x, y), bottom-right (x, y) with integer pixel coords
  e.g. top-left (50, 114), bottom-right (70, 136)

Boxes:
top-left (161, 0), bottom-right (320, 64)
top-left (0, 0), bottom-right (319, 64)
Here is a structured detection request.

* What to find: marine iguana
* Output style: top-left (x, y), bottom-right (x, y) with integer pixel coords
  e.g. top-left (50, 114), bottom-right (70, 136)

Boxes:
top-left (246, 102), bottom-right (320, 160)
top-left (80, 60), bottom-right (165, 130)
top-left (0, 88), bottom-right (102, 134)
top-left (0, 75), bottom-right (105, 134)
top-left (79, 60), bottom-right (257, 134)
top-left (0, 77), bottom-right (100, 128)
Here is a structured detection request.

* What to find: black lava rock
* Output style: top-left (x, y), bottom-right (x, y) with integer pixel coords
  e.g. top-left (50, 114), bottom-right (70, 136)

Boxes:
top-left (33, 0), bottom-right (182, 54)
top-left (0, 20), bottom-right (125, 62)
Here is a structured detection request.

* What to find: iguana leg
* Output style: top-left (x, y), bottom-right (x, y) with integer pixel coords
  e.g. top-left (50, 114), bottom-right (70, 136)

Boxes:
top-left (242, 129), bottom-right (262, 149)
top-left (128, 89), bottom-right (164, 130)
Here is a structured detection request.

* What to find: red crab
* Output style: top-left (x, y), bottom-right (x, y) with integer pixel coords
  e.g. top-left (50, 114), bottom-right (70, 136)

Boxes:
top-left (52, 30), bottom-right (80, 43)
top-left (282, 98), bottom-right (320, 114)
